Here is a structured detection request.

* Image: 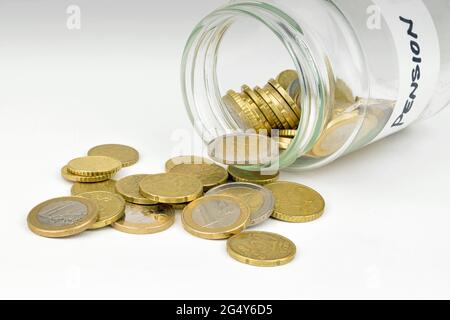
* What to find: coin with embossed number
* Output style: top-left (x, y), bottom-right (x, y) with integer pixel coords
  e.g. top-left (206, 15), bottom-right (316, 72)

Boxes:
top-left (227, 231), bottom-right (296, 267)
top-left (206, 183), bottom-right (274, 226)
top-left (112, 204), bottom-right (175, 234)
top-left (266, 181), bottom-right (325, 223)
top-left (78, 191), bottom-right (125, 229)
top-left (27, 197), bottom-right (98, 238)
top-left (182, 195), bottom-right (250, 240)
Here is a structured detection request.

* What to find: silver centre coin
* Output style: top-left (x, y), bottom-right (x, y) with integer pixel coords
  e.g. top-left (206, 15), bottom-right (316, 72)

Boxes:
top-left (206, 182), bottom-right (274, 226)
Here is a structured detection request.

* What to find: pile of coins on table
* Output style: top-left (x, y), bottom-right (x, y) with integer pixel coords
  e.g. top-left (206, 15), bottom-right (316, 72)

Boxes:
top-left (223, 70), bottom-right (395, 157)
top-left (27, 144), bottom-right (325, 267)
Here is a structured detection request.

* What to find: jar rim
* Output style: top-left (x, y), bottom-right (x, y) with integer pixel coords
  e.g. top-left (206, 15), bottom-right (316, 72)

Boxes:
top-left (181, 1), bottom-right (333, 170)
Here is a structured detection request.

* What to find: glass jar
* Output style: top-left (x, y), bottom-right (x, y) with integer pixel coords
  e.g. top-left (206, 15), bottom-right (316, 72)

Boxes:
top-left (181, 0), bottom-right (450, 170)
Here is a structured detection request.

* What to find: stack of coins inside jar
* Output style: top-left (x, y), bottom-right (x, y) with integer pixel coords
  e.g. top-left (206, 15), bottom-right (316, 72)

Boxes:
top-left (222, 70), bottom-right (395, 158)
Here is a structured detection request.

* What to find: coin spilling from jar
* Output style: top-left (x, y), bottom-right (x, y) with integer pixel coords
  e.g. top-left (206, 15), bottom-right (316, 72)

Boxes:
top-left (216, 70), bottom-right (395, 164)
top-left (26, 143), bottom-right (327, 267)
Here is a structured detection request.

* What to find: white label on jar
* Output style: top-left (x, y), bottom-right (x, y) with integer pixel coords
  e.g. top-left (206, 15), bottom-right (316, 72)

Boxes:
top-left (373, 0), bottom-right (440, 141)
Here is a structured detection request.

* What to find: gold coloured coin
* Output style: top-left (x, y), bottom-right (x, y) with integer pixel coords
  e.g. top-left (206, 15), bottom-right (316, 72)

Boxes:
top-left (255, 86), bottom-right (289, 129)
top-left (168, 163), bottom-right (228, 191)
top-left (223, 90), bottom-right (258, 130)
top-left (276, 69), bottom-right (298, 90)
top-left (139, 173), bottom-right (203, 204)
top-left (67, 156), bottom-right (122, 177)
top-left (165, 156), bottom-right (213, 172)
top-left (182, 195), bottom-right (250, 240)
top-left (311, 111), bottom-right (363, 157)
top-left (227, 231), bottom-right (296, 267)
top-left (278, 129), bottom-right (297, 138)
top-left (228, 166), bottom-right (279, 185)
top-left (78, 191), bottom-right (125, 230)
top-left (88, 144), bottom-right (139, 167)
top-left (27, 196), bottom-right (98, 238)
top-left (207, 133), bottom-right (279, 166)
top-left (266, 181), bottom-right (325, 223)
top-left (112, 204), bottom-right (175, 235)
top-left (241, 92), bottom-right (272, 132)
top-left (71, 180), bottom-right (117, 196)
top-left (61, 166), bottom-right (113, 183)
top-left (115, 175), bottom-right (158, 205)
top-left (268, 79), bottom-right (301, 119)
top-left (243, 85), bottom-right (282, 129)
top-left (265, 84), bottom-right (299, 128)
top-left (229, 90), bottom-right (266, 131)
top-left (278, 137), bottom-right (293, 150)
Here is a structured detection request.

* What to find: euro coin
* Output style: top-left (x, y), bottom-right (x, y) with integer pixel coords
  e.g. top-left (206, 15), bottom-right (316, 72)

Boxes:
top-left (168, 162), bottom-right (228, 191)
top-left (27, 196), bottom-right (98, 238)
top-left (228, 166), bottom-right (279, 185)
top-left (206, 182), bottom-right (274, 226)
top-left (88, 144), bottom-right (139, 167)
top-left (78, 191), bottom-right (125, 230)
top-left (71, 180), bottom-right (117, 196)
top-left (278, 137), bottom-right (293, 150)
top-left (265, 181), bottom-right (325, 223)
top-left (61, 166), bottom-right (113, 183)
top-left (242, 85), bottom-right (280, 129)
top-left (265, 83), bottom-right (299, 127)
top-left (311, 111), bottom-right (363, 157)
top-left (116, 175), bottom-right (158, 205)
top-left (240, 91), bottom-right (273, 131)
top-left (223, 90), bottom-right (257, 130)
top-left (181, 195), bottom-right (250, 240)
top-left (278, 129), bottom-right (297, 138)
top-left (112, 204), bottom-right (175, 235)
top-left (139, 173), bottom-right (203, 204)
top-left (227, 231), bottom-right (296, 267)
top-left (254, 86), bottom-right (289, 129)
top-left (165, 156), bottom-right (213, 172)
top-left (228, 90), bottom-right (266, 131)
top-left (67, 156), bottom-right (122, 177)
top-left (268, 79), bottom-right (301, 119)
top-left (207, 133), bottom-right (279, 166)
top-left (276, 69), bottom-right (298, 90)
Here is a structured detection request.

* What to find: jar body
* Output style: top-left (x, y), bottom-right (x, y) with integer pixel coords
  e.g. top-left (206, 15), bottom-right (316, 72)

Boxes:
top-left (182, 0), bottom-right (450, 170)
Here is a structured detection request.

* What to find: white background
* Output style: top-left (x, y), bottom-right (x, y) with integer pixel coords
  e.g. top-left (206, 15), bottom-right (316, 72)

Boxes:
top-left (0, 0), bottom-right (449, 300)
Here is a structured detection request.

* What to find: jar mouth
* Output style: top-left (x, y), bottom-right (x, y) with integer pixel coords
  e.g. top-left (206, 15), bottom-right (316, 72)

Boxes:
top-left (181, 1), bottom-right (331, 170)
